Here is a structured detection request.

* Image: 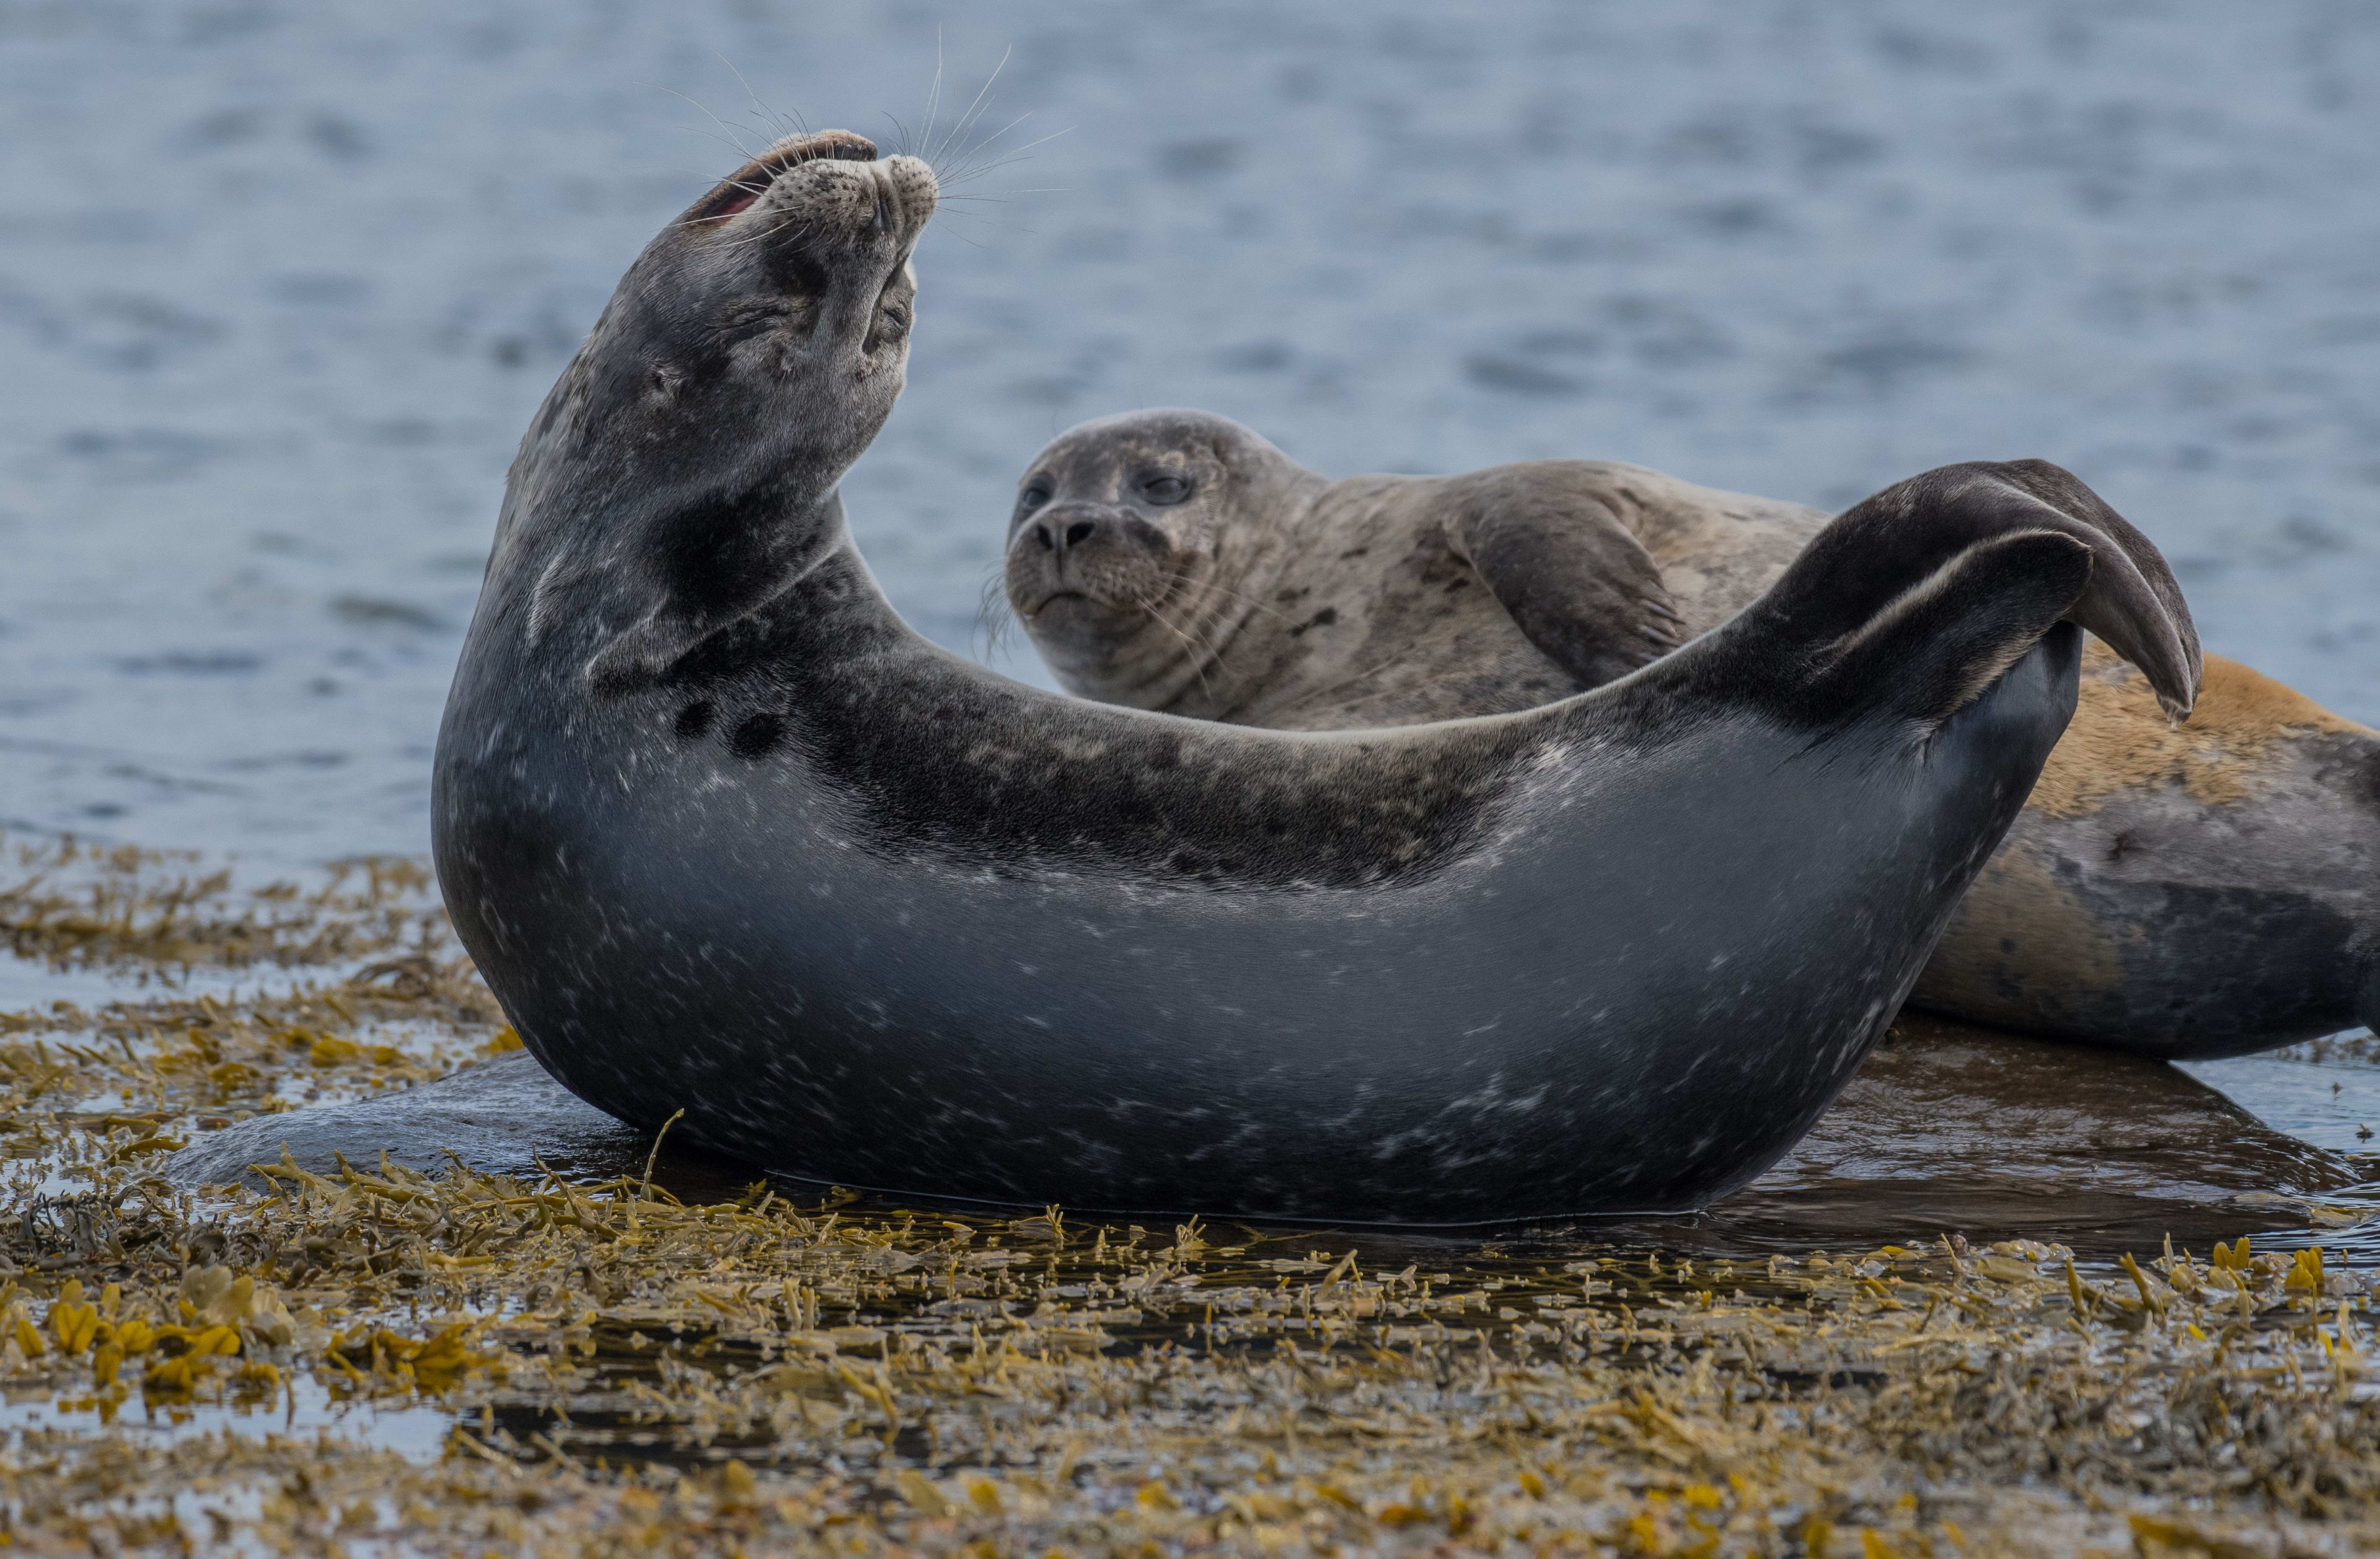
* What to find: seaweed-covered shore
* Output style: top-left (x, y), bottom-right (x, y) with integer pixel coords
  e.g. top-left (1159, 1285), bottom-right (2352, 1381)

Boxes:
top-left (4, 837), bottom-right (2380, 1556)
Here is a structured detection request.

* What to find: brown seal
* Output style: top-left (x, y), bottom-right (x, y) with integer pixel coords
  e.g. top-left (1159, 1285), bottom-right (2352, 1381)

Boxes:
top-left (1003, 409), bottom-right (2372, 1058)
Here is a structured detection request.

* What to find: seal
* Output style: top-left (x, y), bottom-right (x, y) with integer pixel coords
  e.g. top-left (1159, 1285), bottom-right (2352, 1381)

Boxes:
top-left (1004, 410), bottom-right (2374, 1059)
top-left (432, 130), bottom-right (2195, 1223)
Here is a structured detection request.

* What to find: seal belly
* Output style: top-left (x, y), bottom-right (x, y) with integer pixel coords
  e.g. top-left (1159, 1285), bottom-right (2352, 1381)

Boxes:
top-left (440, 630), bottom-right (2075, 1222)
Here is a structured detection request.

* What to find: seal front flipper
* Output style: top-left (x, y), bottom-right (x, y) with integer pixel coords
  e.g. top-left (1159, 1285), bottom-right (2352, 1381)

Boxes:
top-left (1703, 460), bottom-right (2201, 734)
top-left (1437, 466), bottom-right (1686, 687)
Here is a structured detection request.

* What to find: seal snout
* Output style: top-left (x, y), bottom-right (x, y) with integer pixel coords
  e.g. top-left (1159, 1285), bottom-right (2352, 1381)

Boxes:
top-left (680, 131), bottom-right (937, 251)
top-left (689, 130), bottom-right (881, 224)
top-left (1004, 497), bottom-right (1186, 630)
top-left (1027, 500), bottom-right (1109, 557)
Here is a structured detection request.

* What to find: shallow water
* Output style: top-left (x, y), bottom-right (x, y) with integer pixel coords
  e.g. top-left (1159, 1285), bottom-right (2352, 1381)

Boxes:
top-left (0, 1374), bottom-right (457, 1460)
top-left (2187, 1046), bottom-right (2380, 1157)
top-left (1, 1), bottom-right (2376, 855)
top-left (2, 7), bottom-right (2379, 1253)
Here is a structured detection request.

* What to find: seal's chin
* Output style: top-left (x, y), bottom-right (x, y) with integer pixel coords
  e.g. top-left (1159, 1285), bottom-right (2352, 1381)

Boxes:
top-left (691, 130), bottom-right (881, 225)
top-left (1019, 590), bottom-right (1098, 627)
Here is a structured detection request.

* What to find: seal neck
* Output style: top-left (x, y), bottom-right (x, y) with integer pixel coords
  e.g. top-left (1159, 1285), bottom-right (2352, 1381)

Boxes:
top-left (485, 457), bottom-right (855, 697)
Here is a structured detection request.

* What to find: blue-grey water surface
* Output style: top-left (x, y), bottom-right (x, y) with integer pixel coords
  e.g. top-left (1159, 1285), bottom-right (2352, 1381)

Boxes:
top-left (3, 3), bottom-right (2378, 1162)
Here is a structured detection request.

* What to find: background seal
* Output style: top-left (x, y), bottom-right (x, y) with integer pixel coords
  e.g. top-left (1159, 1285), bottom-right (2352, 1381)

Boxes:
top-left (1003, 409), bottom-right (2375, 1059)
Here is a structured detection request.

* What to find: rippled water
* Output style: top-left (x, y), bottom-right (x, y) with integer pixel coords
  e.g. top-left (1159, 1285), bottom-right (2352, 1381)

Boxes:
top-left (2, 6), bottom-right (2378, 1208)
top-left (2, 0), bottom-right (2376, 854)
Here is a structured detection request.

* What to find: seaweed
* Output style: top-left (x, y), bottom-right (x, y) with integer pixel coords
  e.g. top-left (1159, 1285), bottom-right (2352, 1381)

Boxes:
top-left (1, 836), bottom-right (2378, 1555)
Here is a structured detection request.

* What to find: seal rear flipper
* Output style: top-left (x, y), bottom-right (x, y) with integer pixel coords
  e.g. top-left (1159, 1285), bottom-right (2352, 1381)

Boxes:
top-left (1985, 458), bottom-right (2202, 715)
top-left (1768, 461), bottom-right (2200, 722)
top-left (1439, 467), bottom-right (1686, 687)
top-left (1798, 529), bottom-right (2095, 734)
top-left (1685, 460), bottom-right (2199, 736)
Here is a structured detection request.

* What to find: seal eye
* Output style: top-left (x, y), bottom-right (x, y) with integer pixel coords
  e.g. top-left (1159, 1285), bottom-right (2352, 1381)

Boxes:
top-left (1140, 474), bottom-right (1192, 506)
top-left (1016, 484), bottom-right (1052, 518)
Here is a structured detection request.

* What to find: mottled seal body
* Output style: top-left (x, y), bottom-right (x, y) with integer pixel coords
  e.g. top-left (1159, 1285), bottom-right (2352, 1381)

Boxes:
top-left (434, 133), bottom-right (2190, 1223)
top-left (1007, 411), bottom-right (2368, 1058)
top-left (1008, 417), bottom-right (1818, 731)
top-left (1929, 648), bottom-right (2380, 1050)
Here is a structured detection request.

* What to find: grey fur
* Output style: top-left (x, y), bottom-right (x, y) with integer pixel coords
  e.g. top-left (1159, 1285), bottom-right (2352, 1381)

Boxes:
top-left (433, 134), bottom-right (2192, 1221)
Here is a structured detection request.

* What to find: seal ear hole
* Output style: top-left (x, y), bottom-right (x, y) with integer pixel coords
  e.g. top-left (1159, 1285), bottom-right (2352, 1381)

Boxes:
top-left (708, 187), bottom-right (762, 221)
top-left (729, 711), bottom-right (787, 759)
top-left (674, 701), bottom-right (716, 740)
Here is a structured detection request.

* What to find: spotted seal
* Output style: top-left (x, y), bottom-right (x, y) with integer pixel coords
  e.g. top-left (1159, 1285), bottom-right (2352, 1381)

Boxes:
top-left (1004, 409), bottom-right (2370, 1059)
top-left (433, 131), bottom-right (2195, 1222)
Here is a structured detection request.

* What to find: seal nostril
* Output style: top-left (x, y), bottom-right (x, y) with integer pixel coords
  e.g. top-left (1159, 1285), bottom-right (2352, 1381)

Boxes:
top-left (1034, 524), bottom-right (1054, 551)
top-left (1065, 520), bottom-right (1096, 548)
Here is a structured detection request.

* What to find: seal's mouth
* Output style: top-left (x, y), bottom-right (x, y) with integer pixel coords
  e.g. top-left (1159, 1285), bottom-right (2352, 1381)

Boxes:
top-left (689, 130), bottom-right (880, 225)
top-left (1020, 588), bottom-right (1092, 622)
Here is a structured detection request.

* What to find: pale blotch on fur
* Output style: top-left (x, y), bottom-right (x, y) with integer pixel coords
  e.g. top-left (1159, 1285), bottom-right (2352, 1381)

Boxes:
top-left (2031, 640), bottom-right (2374, 818)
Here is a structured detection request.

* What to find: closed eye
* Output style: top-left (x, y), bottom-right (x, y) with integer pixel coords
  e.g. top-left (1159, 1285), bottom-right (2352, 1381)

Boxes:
top-left (1140, 474), bottom-right (1192, 505)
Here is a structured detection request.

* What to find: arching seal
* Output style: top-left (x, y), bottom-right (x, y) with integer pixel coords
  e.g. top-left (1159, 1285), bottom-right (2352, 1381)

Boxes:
top-left (433, 131), bottom-right (2195, 1224)
top-left (1003, 410), bottom-right (2372, 1059)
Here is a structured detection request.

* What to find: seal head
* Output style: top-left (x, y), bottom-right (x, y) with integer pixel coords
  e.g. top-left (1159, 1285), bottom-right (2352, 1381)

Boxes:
top-left (1003, 409), bottom-right (1324, 713)
top-left (498, 130), bottom-right (936, 692)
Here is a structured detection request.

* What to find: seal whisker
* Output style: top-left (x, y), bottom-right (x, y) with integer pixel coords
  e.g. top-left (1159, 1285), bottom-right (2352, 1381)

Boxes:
top-left (931, 111), bottom-right (1040, 181)
top-left (928, 44), bottom-right (1013, 168)
top-left (1132, 597), bottom-right (1224, 709)
top-left (972, 568), bottom-right (1019, 663)
top-left (902, 25), bottom-right (948, 163)
top-left (642, 82), bottom-right (767, 162)
top-left (714, 51), bottom-right (809, 141)
top-left (932, 126), bottom-right (1074, 193)
top-left (1126, 580), bottom-right (1251, 710)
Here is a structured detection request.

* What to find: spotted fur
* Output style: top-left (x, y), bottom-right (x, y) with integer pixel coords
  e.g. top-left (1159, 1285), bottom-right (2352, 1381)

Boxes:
top-left (434, 133), bottom-right (2180, 1221)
